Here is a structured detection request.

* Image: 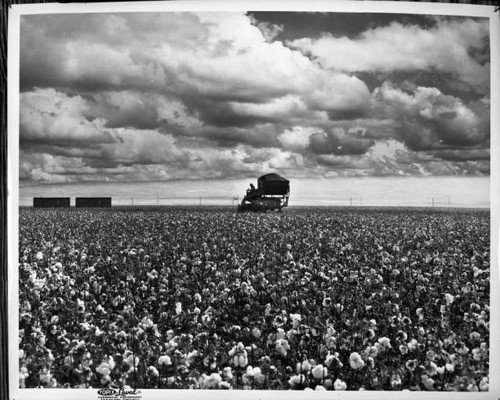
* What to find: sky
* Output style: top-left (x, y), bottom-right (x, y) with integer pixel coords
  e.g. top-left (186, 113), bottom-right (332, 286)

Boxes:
top-left (18, 10), bottom-right (491, 185)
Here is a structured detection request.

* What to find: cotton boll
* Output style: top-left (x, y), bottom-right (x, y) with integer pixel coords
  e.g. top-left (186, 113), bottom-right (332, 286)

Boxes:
top-left (296, 360), bottom-right (312, 374)
top-left (288, 374), bottom-right (305, 389)
top-left (349, 352), bottom-right (365, 369)
top-left (148, 366), bottom-right (159, 377)
top-left (218, 381), bottom-right (231, 389)
top-left (275, 339), bottom-right (291, 356)
top-left (229, 342), bottom-right (248, 367)
top-left (334, 378), bottom-right (347, 390)
top-left (421, 375), bottom-right (434, 390)
top-left (291, 314), bottom-right (301, 329)
top-left (202, 373), bottom-right (222, 389)
top-left (378, 337), bottom-right (391, 349)
top-left (158, 355), bottom-right (172, 366)
top-left (311, 364), bottom-right (327, 380)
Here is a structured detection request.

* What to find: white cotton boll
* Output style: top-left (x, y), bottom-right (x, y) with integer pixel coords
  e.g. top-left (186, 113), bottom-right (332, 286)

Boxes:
top-left (275, 339), bottom-right (290, 356)
top-left (218, 381), bottom-right (231, 389)
top-left (479, 377), bottom-right (489, 391)
top-left (202, 373), bottom-right (222, 389)
top-left (39, 369), bottom-right (52, 384)
top-left (158, 355), bottom-right (172, 366)
top-left (467, 383), bottom-right (479, 392)
top-left (296, 360), bottom-right (312, 374)
top-left (175, 302), bottom-right (182, 315)
top-left (186, 350), bottom-right (198, 365)
top-left (291, 314), bottom-right (301, 329)
top-left (228, 342), bottom-right (248, 367)
top-left (288, 374), bottom-right (305, 389)
top-left (141, 317), bottom-right (154, 329)
top-left (421, 375), bottom-right (434, 390)
top-left (96, 364), bottom-right (111, 377)
top-left (124, 353), bottom-right (139, 368)
top-left (253, 367), bottom-right (265, 384)
top-left (378, 337), bottom-right (391, 348)
top-left (35, 252), bottom-right (44, 261)
top-left (390, 374), bottom-right (402, 388)
top-left (311, 364), bottom-right (327, 380)
top-left (408, 338), bottom-right (418, 352)
top-left (334, 378), bottom-right (347, 390)
top-left (349, 352), bottom-right (365, 369)
top-left (222, 366), bottom-right (233, 380)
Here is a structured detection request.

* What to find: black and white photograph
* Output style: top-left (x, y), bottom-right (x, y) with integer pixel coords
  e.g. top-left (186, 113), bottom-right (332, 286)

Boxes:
top-left (7, 1), bottom-right (499, 399)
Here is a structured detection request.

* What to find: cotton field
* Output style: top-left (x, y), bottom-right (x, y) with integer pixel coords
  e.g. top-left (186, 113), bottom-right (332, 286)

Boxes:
top-left (18, 207), bottom-right (490, 391)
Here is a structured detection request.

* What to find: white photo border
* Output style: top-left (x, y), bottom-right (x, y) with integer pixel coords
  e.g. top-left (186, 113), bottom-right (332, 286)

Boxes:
top-left (7, 1), bottom-right (500, 399)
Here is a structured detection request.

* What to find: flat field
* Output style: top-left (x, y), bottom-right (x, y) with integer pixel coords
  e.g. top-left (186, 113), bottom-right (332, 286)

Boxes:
top-left (18, 206), bottom-right (490, 391)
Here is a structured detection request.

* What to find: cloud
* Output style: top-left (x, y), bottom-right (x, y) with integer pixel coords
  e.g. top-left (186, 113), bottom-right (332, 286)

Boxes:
top-left (289, 17), bottom-right (489, 94)
top-left (89, 91), bottom-right (202, 131)
top-left (278, 126), bottom-right (317, 151)
top-left (371, 82), bottom-right (489, 151)
top-left (249, 14), bottom-right (284, 43)
top-left (18, 12), bottom-right (490, 183)
top-left (309, 127), bottom-right (374, 155)
top-left (20, 89), bottom-right (116, 145)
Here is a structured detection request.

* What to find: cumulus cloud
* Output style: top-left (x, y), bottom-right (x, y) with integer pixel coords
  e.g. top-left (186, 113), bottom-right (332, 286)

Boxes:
top-left (278, 126), bottom-right (317, 151)
top-left (20, 89), bottom-right (115, 145)
top-left (371, 82), bottom-right (489, 151)
top-left (18, 12), bottom-right (490, 182)
top-left (249, 14), bottom-right (284, 43)
top-left (289, 17), bottom-right (490, 94)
